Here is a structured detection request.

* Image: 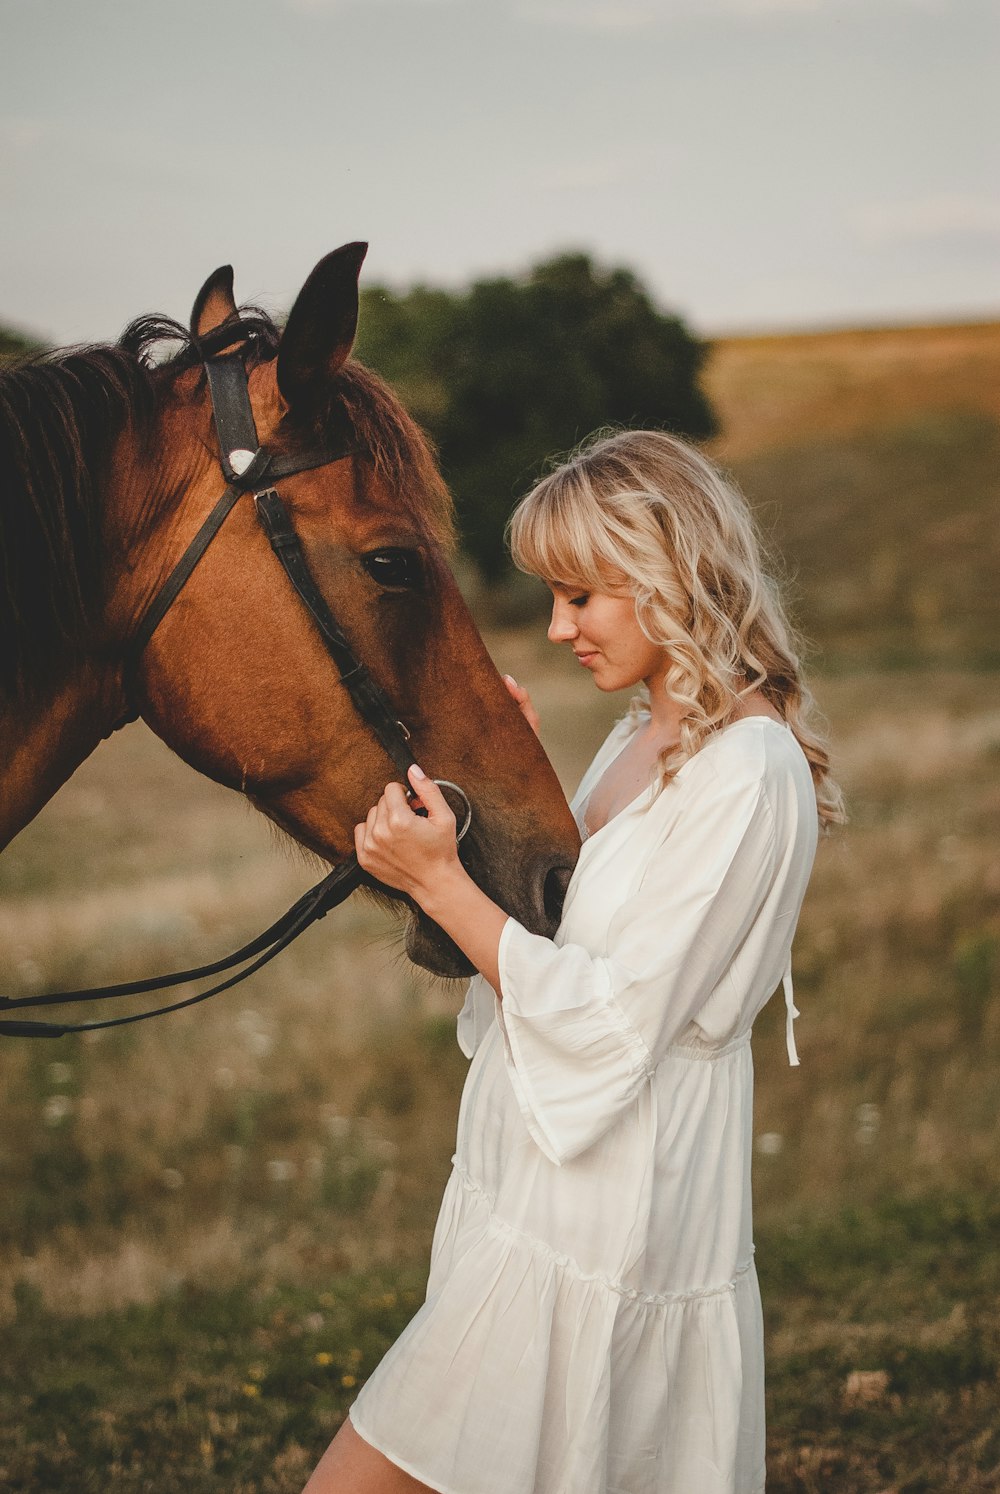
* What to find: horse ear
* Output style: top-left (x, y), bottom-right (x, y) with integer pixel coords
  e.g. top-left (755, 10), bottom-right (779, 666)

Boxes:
top-left (190, 265), bottom-right (237, 340)
top-left (277, 242), bottom-right (368, 411)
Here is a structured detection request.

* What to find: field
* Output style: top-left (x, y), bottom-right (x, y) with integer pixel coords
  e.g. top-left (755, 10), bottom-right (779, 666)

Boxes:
top-left (1, 320), bottom-right (999, 1491)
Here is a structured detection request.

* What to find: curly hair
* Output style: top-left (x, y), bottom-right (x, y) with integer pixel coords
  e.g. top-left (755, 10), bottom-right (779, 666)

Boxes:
top-left (508, 428), bottom-right (844, 829)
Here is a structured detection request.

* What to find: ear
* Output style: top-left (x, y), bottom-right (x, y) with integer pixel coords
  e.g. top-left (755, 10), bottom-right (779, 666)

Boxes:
top-left (190, 265), bottom-right (237, 340)
top-left (277, 242), bottom-right (368, 411)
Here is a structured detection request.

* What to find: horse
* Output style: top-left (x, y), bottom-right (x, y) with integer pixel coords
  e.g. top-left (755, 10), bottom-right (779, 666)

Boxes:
top-left (0, 243), bottom-right (580, 990)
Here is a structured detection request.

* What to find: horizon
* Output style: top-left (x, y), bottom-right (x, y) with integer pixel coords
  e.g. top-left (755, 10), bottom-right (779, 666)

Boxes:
top-left (3, 0), bottom-right (996, 348)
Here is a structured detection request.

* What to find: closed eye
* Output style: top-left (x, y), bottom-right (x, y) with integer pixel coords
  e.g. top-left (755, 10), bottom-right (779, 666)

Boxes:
top-left (362, 548), bottom-right (423, 590)
top-left (569, 593), bottom-right (589, 608)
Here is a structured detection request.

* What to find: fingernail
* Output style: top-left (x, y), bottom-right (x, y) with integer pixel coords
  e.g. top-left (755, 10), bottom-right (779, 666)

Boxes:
top-left (409, 763), bottom-right (427, 780)
top-left (503, 674), bottom-right (517, 685)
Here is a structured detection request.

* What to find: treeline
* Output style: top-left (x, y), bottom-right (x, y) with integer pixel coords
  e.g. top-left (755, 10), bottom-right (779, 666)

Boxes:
top-left (1, 253), bottom-right (715, 581)
top-left (0, 326), bottom-right (39, 360)
top-left (354, 252), bottom-right (716, 579)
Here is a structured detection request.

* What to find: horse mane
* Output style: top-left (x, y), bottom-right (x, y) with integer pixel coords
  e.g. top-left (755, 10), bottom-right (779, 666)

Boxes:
top-left (0, 307), bottom-right (452, 705)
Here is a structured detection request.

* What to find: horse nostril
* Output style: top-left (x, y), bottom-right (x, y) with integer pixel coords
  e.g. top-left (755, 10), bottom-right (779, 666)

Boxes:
top-left (542, 863), bottom-right (574, 929)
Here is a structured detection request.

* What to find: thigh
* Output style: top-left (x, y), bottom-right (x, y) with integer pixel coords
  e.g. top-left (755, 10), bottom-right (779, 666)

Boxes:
top-left (302, 1414), bottom-right (440, 1494)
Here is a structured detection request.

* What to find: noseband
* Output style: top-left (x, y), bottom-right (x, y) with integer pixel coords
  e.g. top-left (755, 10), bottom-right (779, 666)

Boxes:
top-left (0, 321), bottom-right (471, 1039)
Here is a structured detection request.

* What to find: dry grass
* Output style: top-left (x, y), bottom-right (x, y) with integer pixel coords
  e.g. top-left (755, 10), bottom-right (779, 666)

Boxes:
top-left (1, 649), bottom-right (998, 1490)
top-left (705, 319), bottom-right (1000, 463)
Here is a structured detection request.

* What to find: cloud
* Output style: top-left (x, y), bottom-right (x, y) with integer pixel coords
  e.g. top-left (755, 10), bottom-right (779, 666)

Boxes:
top-left (856, 194), bottom-right (1000, 245)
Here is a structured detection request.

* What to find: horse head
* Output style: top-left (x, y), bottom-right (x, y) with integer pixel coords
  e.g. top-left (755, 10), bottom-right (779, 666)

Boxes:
top-left (0, 246), bottom-right (579, 978)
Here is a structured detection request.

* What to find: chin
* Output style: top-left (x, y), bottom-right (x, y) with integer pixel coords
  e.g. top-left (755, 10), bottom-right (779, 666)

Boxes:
top-left (406, 910), bottom-right (476, 978)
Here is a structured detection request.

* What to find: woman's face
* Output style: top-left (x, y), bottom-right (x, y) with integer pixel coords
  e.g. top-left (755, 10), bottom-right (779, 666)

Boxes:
top-left (546, 582), bottom-right (667, 694)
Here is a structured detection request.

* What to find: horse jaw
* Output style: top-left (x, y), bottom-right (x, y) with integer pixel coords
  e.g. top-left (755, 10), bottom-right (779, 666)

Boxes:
top-left (406, 911), bottom-right (475, 979)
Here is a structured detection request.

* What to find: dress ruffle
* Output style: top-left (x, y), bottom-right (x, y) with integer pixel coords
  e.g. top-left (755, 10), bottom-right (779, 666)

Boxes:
top-left (350, 1164), bottom-right (766, 1494)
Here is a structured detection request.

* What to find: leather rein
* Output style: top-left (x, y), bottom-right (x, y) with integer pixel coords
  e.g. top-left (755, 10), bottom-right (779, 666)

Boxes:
top-left (0, 322), bottom-right (471, 1039)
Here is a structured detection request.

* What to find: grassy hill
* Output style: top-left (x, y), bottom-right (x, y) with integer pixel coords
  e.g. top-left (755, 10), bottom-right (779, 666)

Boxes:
top-left (0, 317), bottom-right (998, 1489)
top-left (706, 321), bottom-right (1000, 670)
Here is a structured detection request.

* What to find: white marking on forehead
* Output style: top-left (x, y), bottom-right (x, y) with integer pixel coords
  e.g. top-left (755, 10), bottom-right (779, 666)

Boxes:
top-left (229, 449), bottom-right (255, 475)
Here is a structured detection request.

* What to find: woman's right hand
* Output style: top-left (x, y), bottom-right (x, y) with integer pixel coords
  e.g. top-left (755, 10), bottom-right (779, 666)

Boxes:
top-left (503, 674), bottom-right (541, 738)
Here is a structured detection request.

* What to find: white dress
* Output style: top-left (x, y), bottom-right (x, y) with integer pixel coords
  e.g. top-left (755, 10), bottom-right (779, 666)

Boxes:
top-left (350, 713), bottom-right (818, 1494)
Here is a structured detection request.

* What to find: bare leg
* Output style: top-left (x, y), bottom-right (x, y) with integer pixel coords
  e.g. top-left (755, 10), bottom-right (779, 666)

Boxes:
top-left (302, 1414), bottom-right (439, 1494)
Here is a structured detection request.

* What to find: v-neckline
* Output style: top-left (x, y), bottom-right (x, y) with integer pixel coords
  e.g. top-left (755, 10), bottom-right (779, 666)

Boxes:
top-left (577, 718), bottom-right (652, 842)
top-left (576, 711), bottom-right (792, 842)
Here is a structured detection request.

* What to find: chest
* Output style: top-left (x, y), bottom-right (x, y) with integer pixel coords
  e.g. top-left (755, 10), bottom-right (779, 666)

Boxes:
top-left (562, 783), bottom-right (682, 956)
top-left (583, 729), bottom-right (670, 837)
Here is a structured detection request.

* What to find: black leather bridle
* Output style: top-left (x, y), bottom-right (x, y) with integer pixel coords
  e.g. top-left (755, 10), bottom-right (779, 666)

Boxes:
top-left (0, 322), bottom-right (471, 1039)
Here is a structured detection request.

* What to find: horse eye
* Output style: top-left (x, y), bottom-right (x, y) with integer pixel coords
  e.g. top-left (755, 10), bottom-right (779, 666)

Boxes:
top-left (362, 548), bottom-right (423, 590)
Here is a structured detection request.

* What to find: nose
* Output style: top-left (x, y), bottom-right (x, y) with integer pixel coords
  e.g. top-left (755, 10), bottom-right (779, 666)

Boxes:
top-left (547, 597), bottom-right (579, 644)
top-left (527, 853), bottom-right (575, 935)
top-left (540, 859), bottom-right (574, 930)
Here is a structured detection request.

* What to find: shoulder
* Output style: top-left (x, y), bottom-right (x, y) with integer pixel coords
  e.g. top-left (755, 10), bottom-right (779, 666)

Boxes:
top-left (679, 718), bottom-right (815, 814)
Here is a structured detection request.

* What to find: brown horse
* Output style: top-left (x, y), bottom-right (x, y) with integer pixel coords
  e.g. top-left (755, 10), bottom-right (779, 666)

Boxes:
top-left (0, 243), bottom-right (579, 980)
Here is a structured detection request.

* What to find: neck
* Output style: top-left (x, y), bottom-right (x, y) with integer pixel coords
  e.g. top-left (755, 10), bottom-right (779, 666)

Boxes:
top-left (0, 663), bottom-right (127, 850)
top-left (642, 664), bottom-right (684, 740)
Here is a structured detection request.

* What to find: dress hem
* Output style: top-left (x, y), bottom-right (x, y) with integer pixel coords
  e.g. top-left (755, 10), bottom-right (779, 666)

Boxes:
top-left (348, 1405), bottom-right (460, 1494)
top-left (350, 1405), bottom-right (768, 1494)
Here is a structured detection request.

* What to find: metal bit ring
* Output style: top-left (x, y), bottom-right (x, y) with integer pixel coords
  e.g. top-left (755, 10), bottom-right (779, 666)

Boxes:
top-left (433, 779), bottom-right (472, 842)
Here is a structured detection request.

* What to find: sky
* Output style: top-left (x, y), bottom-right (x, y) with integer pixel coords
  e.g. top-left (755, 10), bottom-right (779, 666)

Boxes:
top-left (2, 0), bottom-right (997, 346)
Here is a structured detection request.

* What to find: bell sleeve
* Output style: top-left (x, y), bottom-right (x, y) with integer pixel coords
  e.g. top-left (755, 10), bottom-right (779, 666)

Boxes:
top-left (494, 755), bottom-right (779, 1166)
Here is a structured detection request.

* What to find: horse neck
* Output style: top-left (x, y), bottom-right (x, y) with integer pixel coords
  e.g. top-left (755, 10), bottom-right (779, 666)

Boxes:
top-left (0, 662), bottom-right (126, 851)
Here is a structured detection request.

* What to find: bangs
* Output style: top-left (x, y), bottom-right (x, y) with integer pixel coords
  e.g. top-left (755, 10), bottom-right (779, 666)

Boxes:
top-left (508, 468), bottom-right (629, 591)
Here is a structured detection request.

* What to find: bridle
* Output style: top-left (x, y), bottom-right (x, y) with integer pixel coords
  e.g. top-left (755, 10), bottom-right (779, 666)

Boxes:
top-left (0, 321), bottom-right (471, 1039)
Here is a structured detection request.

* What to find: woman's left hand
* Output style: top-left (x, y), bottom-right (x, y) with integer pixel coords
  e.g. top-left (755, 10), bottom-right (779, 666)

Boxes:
top-left (354, 765), bottom-right (462, 902)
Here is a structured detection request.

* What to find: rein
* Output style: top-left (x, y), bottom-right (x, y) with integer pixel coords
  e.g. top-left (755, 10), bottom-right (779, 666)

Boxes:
top-left (0, 324), bottom-right (470, 1039)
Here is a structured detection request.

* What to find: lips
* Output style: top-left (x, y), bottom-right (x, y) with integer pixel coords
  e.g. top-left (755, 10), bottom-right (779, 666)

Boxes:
top-left (574, 651), bottom-right (598, 666)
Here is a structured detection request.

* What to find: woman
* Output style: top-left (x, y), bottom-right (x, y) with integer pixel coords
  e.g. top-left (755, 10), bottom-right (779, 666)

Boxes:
top-left (304, 429), bottom-right (841, 1494)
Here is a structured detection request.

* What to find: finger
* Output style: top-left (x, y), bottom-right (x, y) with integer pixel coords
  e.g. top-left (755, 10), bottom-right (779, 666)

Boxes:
top-left (407, 765), bottom-right (455, 825)
top-left (383, 780), bottom-right (416, 825)
top-left (504, 673), bottom-right (539, 727)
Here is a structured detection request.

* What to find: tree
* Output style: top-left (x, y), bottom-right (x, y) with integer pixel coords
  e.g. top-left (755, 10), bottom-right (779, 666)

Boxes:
top-left (355, 253), bottom-right (717, 580)
top-left (0, 323), bottom-right (42, 363)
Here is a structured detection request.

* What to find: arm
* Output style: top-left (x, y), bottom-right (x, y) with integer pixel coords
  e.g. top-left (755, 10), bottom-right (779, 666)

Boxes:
top-left (353, 675), bottom-right (541, 993)
top-left (354, 766), bottom-right (510, 995)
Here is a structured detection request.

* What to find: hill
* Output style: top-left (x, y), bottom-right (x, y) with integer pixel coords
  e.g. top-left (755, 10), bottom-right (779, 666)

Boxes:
top-left (704, 321), bottom-right (1000, 669)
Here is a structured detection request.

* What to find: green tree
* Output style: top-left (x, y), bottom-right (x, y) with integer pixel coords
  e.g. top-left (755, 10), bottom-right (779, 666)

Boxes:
top-left (0, 323), bottom-right (42, 362)
top-left (356, 253), bottom-right (717, 579)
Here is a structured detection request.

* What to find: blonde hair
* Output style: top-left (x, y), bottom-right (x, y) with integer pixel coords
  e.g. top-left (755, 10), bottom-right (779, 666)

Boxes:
top-left (508, 428), bottom-right (844, 829)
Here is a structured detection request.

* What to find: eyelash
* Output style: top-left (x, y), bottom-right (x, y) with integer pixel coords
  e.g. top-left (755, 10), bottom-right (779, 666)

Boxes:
top-left (569, 594), bottom-right (589, 608)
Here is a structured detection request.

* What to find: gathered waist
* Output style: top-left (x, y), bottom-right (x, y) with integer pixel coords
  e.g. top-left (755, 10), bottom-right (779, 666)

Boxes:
top-left (661, 1028), bottom-right (752, 1064)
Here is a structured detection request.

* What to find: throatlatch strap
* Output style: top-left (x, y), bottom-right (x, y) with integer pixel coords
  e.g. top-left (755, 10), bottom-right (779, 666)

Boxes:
top-left (128, 483), bottom-right (246, 663)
